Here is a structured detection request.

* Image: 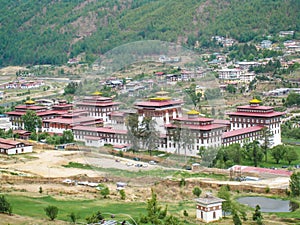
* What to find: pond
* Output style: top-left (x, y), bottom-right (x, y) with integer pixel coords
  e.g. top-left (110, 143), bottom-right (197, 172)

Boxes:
top-left (236, 196), bottom-right (299, 212)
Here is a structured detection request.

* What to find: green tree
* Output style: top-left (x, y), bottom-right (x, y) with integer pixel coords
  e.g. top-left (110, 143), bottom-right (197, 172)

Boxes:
top-left (184, 83), bottom-right (202, 109)
top-left (217, 186), bottom-right (231, 216)
top-left (192, 186), bottom-right (202, 197)
top-left (86, 211), bottom-right (104, 224)
top-left (126, 114), bottom-right (159, 152)
top-left (21, 110), bottom-right (42, 132)
top-left (261, 127), bottom-right (272, 162)
top-left (243, 141), bottom-right (264, 167)
top-left (119, 189), bottom-right (126, 200)
top-left (69, 212), bottom-right (79, 224)
top-left (44, 205), bottom-right (59, 221)
top-left (252, 205), bottom-right (263, 225)
top-left (270, 145), bottom-right (286, 164)
top-left (285, 92), bottom-right (300, 107)
top-left (183, 210), bottom-right (188, 217)
top-left (285, 146), bottom-right (299, 165)
top-left (290, 172), bottom-right (300, 197)
top-left (0, 195), bottom-right (12, 215)
top-left (226, 84), bottom-right (237, 94)
top-left (100, 186), bottom-right (110, 198)
top-left (139, 189), bottom-right (183, 224)
top-left (64, 82), bottom-right (79, 95)
top-left (227, 143), bottom-right (243, 165)
top-left (179, 178), bottom-right (186, 187)
top-left (232, 211), bottom-right (242, 225)
top-left (62, 130), bottom-right (74, 143)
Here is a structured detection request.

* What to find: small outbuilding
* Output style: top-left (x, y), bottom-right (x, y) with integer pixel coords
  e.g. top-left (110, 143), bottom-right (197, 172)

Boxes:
top-left (195, 193), bottom-right (225, 223)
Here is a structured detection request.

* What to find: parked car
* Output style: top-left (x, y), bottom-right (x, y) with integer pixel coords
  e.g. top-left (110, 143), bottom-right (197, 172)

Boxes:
top-left (133, 157), bottom-right (140, 161)
top-left (149, 160), bottom-right (157, 165)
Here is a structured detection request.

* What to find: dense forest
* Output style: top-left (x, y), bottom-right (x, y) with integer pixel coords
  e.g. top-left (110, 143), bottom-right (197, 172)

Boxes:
top-left (0, 0), bottom-right (299, 66)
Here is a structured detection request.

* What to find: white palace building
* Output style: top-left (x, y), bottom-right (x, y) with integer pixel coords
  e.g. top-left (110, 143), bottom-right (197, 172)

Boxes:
top-left (6, 92), bottom-right (285, 156)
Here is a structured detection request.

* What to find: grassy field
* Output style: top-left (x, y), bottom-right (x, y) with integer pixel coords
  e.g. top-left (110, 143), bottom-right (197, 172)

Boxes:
top-left (64, 162), bottom-right (228, 181)
top-left (3, 194), bottom-right (198, 224)
top-left (5, 194), bottom-right (146, 223)
top-left (4, 193), bottom-right (300, 225)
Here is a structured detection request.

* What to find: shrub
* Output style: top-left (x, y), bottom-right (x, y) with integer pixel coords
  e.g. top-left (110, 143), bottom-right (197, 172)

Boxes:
top-left (44, 205), bottom-right (58, 221)
top-left (192, 187), bottom-right (202, 197)
top-left (265, 186), bottom-right (270, 193)
top-left (179, 178), bottom-right (186, 187)
top-left (0, 195), bottom-right (12, 215)
top-left (183, 210), bottom-right (188, 217)
top-left (119, 189), bottom-right (126, 200)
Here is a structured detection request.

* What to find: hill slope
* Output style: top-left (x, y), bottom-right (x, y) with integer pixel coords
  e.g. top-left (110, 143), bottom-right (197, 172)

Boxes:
top-left (0, 0), bottom-right (299, 66)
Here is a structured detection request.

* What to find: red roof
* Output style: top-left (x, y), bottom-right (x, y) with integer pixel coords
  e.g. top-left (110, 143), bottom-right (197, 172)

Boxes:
top-left (84, 136), bottom-right (104, 140)
top-left (0, 138), bottom-right (22, 145)
top-left (73, 126), bottom-right (127, 134)
top-left (213, 119), bottom-right (230, 125)
top-left (175, 117), bottom-right (214, 122)
top-left (76, 102), bottom-right (120, 107)
top-left (0, 143), bottom-right (14, 149)
top-left (135, 100), bottom-right (183, 108)
top-left (166, 123), bottom-right (226, 131)
top-left (231, 165), bottom-right (292, 177)
top-left (15, 105), bottom-right (47, 110)
top-left (109, 111), bottom-right (125, 117)
top-left (6, 111), bottom-right (26, 116)
top-left (237, 105), bottom-right (274, 110)
top-left (6, 110), bottom-right (68, 117)
top-left (114, 144), bottom-right (130, 149)
top-left (227, 111), bottom-right (285, 118)
top-left (43, 116), bottom-right (96, 125)
top-left (222, 126), bottom-right (264, 138)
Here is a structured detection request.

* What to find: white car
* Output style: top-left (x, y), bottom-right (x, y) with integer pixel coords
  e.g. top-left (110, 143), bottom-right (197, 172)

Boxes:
top-left (126, 162), bottom-right (134, 166)
top-left (149, 160), bottom-right (157, 165)
top-left (62, 179), bottom-right (73, 184)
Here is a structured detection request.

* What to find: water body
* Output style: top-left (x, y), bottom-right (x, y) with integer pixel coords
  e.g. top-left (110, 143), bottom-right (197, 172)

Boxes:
top-left (237, 196), bottom-right (299, 212)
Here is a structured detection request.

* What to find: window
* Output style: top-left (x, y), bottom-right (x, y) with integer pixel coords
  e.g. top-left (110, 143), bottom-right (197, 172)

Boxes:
top-left (213, 211), bottom-right (216, 219)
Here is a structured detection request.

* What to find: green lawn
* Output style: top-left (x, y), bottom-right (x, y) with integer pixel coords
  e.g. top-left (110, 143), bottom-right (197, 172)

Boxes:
top-left (4, 194), bottom-right (146, 223)
top-left (64, 162), bottom-right (228, 181)
top-left (3, 194), bottom-right (197, 224)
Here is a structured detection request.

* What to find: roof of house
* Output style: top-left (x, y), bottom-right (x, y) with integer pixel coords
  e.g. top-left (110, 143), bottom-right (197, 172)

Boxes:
top-left (174, 117), bottom-right (214, 123)
top-left (222, 126), bottom-right (264, 139)
top-left (84, 136), bottom-right (104, 141)
top-left (76, 102), bottom-right (120, 107)
top-left (166, 123), bottom-right (225, 131)
top-left (73, 126), bottom-right (127, 134)
top-left (237, 105), bottom-right (274, 110)
top-left (227, 111), bottom-right (285, 118)
top-left (0, 143), bottom-right (15, 149)
top-left (135, 99), bottom-right (183, 108)
top-left (230, 165), bottom-right (292, 177)
top-left (43, 116), bottom-right (96, 125)
top-left (0, 137), bottom-right (22, 145)
top-left (196, 195), bottom-right (225, 205)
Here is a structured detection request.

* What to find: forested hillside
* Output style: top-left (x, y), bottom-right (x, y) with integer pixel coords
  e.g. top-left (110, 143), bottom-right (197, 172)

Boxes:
top-left (0, 0), bottom-right (299, 66)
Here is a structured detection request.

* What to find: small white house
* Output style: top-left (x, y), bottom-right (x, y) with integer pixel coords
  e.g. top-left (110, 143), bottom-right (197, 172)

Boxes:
top-left (196, 193), bottom-right (225, 223)
top-left (84, 136), bottom-right (105, 147)
top-left (0, 138), bottom-right (32, 155)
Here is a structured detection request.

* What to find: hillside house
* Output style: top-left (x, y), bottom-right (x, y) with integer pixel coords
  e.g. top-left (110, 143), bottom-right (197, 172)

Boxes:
top-left (0, 138), bottom-right (32, 155)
